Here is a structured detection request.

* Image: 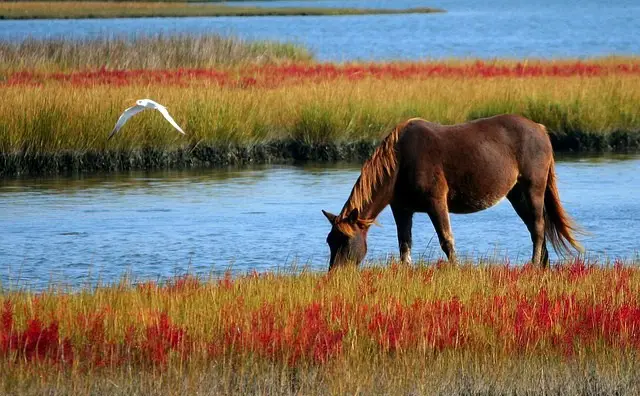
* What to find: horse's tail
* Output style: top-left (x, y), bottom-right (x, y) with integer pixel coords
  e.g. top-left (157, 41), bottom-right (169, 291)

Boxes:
top-left (544, 158), bottom-right (583, 255)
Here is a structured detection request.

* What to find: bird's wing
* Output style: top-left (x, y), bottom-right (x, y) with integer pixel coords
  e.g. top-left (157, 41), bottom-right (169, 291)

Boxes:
top-left (108, 105), bottom-right (147, 140)
top-left (155, 106), bottom-right (186, 135)
top-left (142, 99), bottom-right (159, 108)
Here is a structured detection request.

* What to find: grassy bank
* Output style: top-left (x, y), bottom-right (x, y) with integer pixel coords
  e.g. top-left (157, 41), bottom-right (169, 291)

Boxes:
top-left (0, 2), bottom-right (444, 19)
top-left (1, 41), bottom-right (639, 176)
top-left (2, 259), bottom-right (640, 394)
top-left (1, 62), bottom-right (640, 176)
top-left (0, 35), bottom-right (314, 73)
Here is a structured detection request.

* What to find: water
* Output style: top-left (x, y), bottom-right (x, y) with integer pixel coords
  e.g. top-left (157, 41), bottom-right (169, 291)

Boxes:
top-left (1, 0), bottom-right (638, 61)
top-left (0, 155), bottom-right (638, 289)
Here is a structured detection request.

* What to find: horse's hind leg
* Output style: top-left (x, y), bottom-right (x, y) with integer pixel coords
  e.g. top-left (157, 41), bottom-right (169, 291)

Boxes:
top-left (391, 205), bottom-right (413, 264)
top-left (426, 199), bottom-right (457, 263)
top-left (507, 181), bottom-right (549, 267)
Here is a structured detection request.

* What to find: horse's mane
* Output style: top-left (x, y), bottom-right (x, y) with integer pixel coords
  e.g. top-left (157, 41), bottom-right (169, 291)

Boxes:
top-left (338, 119), bottom-right (415, 221)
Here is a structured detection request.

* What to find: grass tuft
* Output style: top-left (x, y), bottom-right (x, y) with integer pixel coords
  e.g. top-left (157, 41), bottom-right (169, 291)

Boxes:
top-left (0, 35), bottom-right (313, 73)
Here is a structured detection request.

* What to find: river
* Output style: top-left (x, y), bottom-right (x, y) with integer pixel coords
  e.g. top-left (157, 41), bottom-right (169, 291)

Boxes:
top-left (0, 154), bottom-right (638, 289)
top-left (0, 0), bottom-right (638, 61)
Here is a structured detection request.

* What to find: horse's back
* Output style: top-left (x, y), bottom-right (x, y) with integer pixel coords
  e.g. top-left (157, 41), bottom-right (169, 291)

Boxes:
top-left (461, 114), bottom-right (554, 181)
top-left (395, 114), bottom-right (553, 213)
top-left (399, 114), bottom-right (551, 166)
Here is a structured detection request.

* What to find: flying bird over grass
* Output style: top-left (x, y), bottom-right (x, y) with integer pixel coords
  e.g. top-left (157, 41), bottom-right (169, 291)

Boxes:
top-left (108, 99), bottom-right (185, 140)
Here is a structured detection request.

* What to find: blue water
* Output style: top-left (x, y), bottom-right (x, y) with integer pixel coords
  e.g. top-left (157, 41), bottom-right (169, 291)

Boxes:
top-left (1, 0), bottom-right (638, 61)
top-left (0, 155), bottom-right (638, 289)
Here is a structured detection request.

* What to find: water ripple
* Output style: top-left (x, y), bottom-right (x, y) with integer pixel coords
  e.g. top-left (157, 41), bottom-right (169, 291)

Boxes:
top-left (1, 156), bottom-right (639, 289)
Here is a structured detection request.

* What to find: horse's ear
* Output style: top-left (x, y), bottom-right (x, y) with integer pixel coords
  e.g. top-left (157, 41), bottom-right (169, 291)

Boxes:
top-left (347, 208), bottom-right (359, 224)
top-left (322, 210), bottom-right (337, 224)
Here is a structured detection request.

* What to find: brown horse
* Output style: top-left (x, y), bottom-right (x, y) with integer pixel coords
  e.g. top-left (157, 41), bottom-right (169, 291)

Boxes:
top-left (322, 114), bottom-right (582, 269)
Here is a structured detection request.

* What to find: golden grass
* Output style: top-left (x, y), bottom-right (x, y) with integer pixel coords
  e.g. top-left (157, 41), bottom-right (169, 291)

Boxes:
top-left (2, 260), bottom-right (640, 394)
top-left (0, 2), bottom-right (444, 19)
top-left (0, 56), bottom-right (638, 175)
top-left (1, 73), bottom-right (638, 153)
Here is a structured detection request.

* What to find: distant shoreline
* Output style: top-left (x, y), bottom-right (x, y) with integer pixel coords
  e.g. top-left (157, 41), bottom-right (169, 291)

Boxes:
top-left (0, 2), bottom-right (445, 20)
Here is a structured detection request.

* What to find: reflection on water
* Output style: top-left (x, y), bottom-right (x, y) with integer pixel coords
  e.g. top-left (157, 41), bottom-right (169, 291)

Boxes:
top-left (0, 166), bottom-right (272, 193)
top-left (0, 155), bottom-right (639, 289)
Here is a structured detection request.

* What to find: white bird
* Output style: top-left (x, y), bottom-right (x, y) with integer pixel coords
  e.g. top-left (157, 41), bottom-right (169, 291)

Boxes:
top-left (108, 99), bottom-right (185, 140)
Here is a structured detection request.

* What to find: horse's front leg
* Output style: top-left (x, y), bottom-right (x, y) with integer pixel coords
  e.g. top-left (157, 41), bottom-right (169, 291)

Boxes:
top-left (391, 205), bottom-right (413, 264)
top-left (426, 199), bottom-right (457, 264)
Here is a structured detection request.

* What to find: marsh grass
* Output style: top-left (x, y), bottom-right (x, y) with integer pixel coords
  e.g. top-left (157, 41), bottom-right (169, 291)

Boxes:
top-left (2, 75), bottom-right (639, 150)
top-left (0, 35), bottom-right (313, 73)
top-left (2, 259), bottom-right (640, 395)
top-left (3, 355), bottom-right (640, 395)
top-left (1, 56), bottom-right (639, 174)
top-left (0, 2), bottom-right (444, 19)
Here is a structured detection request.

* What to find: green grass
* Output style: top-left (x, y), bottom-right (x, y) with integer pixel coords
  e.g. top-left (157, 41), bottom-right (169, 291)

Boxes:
top-left (0, 2), bottom-right (445, 19)
top-left (0, 35), bottom-right (313, 73)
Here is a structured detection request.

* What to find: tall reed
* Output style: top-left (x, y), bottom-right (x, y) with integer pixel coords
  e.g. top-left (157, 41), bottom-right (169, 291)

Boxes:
top-left (0, 35), bottom-right (313, 73)
top-left (1, 74), bottom-right (639, 152)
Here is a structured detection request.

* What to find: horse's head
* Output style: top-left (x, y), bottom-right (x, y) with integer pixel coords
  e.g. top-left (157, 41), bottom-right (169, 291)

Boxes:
top-left (322, 208), bottom-right (372, 270)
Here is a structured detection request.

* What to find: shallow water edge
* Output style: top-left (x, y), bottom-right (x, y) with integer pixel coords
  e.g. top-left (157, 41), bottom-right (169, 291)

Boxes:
top-left (2, 131), bottom-right (640, 177)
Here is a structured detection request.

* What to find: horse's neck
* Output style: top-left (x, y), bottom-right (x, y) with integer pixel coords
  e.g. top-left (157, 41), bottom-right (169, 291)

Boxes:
top-left (340, 126), bottom-right (401, 221)
top-left (342, 170), bottom-right (396, 221)
top-left (362, 175), bottom-right (395, 220)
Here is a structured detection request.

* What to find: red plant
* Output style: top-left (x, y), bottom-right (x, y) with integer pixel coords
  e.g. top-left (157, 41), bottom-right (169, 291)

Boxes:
top-left (3, 263), bottom-right (640, 372)
top-left (142, 312), bottom-right (190, 366)
top-left (166, 275), bottom-right (201, 293)
top-left (218, 272), bottom-right (234, 290)
top-left (557, 258), bottom-right (596, 281)
top-left (368, 298), bottom-right (466, 353)
top-left (0, 302), bottom-right (73, 365)
top-left (5, 61), bottom-right (640, 88)
top-left (286, 302), bottom-right (344, 364)
top-left (211, 301), bottom-right (345, 365)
